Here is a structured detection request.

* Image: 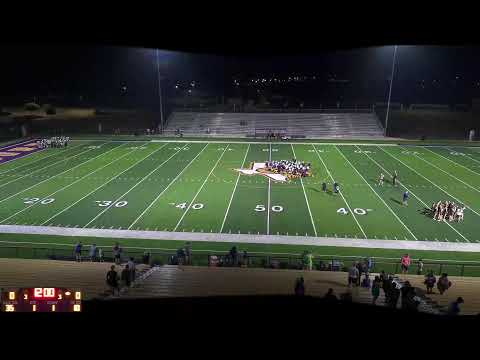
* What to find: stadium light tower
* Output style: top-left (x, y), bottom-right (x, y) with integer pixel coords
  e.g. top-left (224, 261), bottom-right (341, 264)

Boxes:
top-left (384, 45), bottom-right (398, 137)
top-left (156, 49), bottom-right (165, 133)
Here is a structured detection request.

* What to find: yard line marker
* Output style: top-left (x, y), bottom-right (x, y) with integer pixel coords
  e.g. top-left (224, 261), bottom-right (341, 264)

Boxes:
top-left (355, 145), bottom-right (469, 242)
top-left (267, 143), bottom-right (272, 235)
top-left (40, 142), bottom-right (163, 225)
top-left (0, 142), bottom-right (85, 176)
top-left (380, 146), bottom-right (480, 219)
top-left (220, 144), bottom-right (250, 233)
top-left (0, 142), bottom-right (112, 207)
top-left (337, 145), bottom-right (417, 240)
top-left (173, 145), bottom-right (230, 231)
top-left (0, 141), bottom-right (108, 193)
top-left (85, 143), bottom-right (191, 229)
top-left (128, 143), bottom-right (209, 230)
top-left (409, 146), bottom-right (480, 194)
top-left (446, 146), bottom-right (480, 166)
top-left (313, 144), bottom-right (367, 239)
top-left (291, 144), bottom-right (317, 236)
top-left (428, 146), bottom-right (480, 176)
top-left (0, 143), bottom-right (131, 224)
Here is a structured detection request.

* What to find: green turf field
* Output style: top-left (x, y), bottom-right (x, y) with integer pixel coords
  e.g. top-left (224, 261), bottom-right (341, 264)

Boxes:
top-left (0, 139), bottom-right (479, 244)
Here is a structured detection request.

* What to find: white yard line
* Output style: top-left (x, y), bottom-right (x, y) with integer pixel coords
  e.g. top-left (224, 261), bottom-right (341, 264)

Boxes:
top-left (0, 142), bottom-right (85, 176)
top-left (127, 143), bottom-right (209, 230)
top-left (219, 144), bottom-right (250, 233)
top-left (291, 144), bottom-right (317, 237)
top-left (423, 146), bottom-right (480, 177)
top-left (409, 146), bottom-right (480, 194)
top-left (0, 142), bottom-right (110, 206)
top-left (83, 143), bottom-right (191, 228)
top-left (0, 142), bottom-right (104, 190)
top-left (312, 144), bottom-right (367, 239)
top-left (445, 146), bottom-right (480, 166)
top-left (173, 145), bottom-right (230, 231)
top-left (0, 143), bottom-right (134, 224)
top-left (4, 224), bottom-right (480, 253)
top-left (355, 145), bottom-right (469, 242)
top-left (380, 146), bottom-right (480, 218)
top-left (336, 145), bottom-right (418, 240)
top-left (43, 144), bottom-right (168, 227)
top-left (267, 143), bottom-right (271, 235)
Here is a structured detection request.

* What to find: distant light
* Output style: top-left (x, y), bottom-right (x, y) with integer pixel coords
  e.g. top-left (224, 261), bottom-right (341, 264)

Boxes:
top-left (175, 85), bottom-right (179, 89)
top-left (188, 89), bottom-right (192, 93)
top-left (456, 76), bottom-right (460, 79)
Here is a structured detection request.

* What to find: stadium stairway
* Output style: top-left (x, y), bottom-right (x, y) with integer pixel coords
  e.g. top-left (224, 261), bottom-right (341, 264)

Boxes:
top-left (0, 258), bottom-right (149, 300)
top-left (165, 112), bottom-right (385, 139)
top-left (119, 265), bottom-right (386, 307)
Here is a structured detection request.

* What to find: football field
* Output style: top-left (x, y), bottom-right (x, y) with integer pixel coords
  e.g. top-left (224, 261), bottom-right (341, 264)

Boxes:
top-left (0, 139), bottom-right (479, 246)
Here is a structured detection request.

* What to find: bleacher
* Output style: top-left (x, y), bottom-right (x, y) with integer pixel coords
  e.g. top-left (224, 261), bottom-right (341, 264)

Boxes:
top-left (165, 111), bottom-right (385, 138)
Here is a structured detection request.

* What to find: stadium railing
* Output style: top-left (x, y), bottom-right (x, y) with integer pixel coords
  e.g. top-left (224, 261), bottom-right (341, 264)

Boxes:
top-left (1, 244), bottom-right (480, 277)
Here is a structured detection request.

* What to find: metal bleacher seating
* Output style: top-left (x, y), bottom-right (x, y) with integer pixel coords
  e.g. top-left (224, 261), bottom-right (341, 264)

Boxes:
top-left (164, 111), bottom-right (385, 138)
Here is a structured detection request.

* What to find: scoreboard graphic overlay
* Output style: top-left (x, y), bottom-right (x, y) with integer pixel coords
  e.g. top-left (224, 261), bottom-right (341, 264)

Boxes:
top-left (1, 288), bottom-right (82, 312)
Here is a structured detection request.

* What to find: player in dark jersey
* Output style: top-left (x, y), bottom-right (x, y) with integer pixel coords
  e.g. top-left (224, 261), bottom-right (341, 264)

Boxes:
top-left (392, 170), bottom-right (398, 186)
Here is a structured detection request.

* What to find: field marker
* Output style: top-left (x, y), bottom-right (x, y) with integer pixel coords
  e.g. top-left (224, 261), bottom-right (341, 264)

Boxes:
top-left (0, 142), bottom-right (114, 208)
top-left (380, 146), bottom-right (480, 220)
top-left (40, 142), bottom-right (162, 225)
top-left (291, 144), bottom-right (317, 236)
top-left (446, 146), bottom-right (480, 166)
top-left (128, 143), bottom-right (209, 230)
top-left (0, 143), bottom-right (133, 224)
top-left (337, 145), bottom-right (417, 240)
top-left (312, 144), bottom-right (367, 239)
top-left (219, 144), bottom-right (250, 233)
top-left (355, 145), bottom-right (469, 242)
top-left (408, 146), bottom-right (480, 194)
top-left (173, 145), bottom-right (230, 231)
top-left (85, 143), bottom-right (193, 229)
top-left (267, 143), bottom-right (272, 235)
top-left (427, 147), bottom-right (480, 176)
top-left (0, 142), bottom-right (86, 176)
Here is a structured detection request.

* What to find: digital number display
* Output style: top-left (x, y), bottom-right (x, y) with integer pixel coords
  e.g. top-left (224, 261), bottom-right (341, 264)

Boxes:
top-left (1, 288), bottom-right (81, 312)
top-left (33, 288), bottom-right (56, 299)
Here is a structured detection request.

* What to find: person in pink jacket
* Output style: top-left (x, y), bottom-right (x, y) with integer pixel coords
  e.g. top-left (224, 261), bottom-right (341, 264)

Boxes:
top-left (401, 254), bottom-right (411, 274)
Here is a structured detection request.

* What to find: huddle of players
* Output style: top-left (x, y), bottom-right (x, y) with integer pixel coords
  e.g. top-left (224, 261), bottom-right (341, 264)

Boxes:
top-left (431, 201), bottom-right (465, 222)
top-left (38, 136), bottom-right (70, 149)
top-left (265, 159), bottom-right (311, 179)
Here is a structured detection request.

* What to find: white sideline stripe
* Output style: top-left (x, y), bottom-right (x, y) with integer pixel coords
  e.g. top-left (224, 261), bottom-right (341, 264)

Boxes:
top-left (220, 144), bottom-right (250, 233)
top-left (291, 144), bottom-right (317, 237)
top-left (423, 146), bottom-right (480, 177)
top-left (173, 144), bottom-right (230, 231)
top-left (313, 144), bottom-right (367, 239)
top-left (0, 142), bottom-right (85, 175)
top-left (267, 144), bottom-right (271, 235)
top-left (336, 145), bottom-right (418, 240)
top-left (355, 145), bottom-right (469, 242)
top-left (3, 224), bottom-right (480, 252)
top-left (412, 146), bottom-right (480, 194)
top-left (127, 143), bottom-right (209, 230)
top-left (41, 142), bottom-right (159, 225)
top-left (149, 140), bottom-right (400, 146)
top-left (83, 143), bottom-right (188, 228)
top-left (0, 142), bottom-right (104, 190)
top-left (0, 143), bottom-right (130, 224)
top-left (0, 142), bottom-right (109, 206)
top-left (445, 146), bottom-right (480, 166)
top-left (379, 146), bottom-right (480, 219)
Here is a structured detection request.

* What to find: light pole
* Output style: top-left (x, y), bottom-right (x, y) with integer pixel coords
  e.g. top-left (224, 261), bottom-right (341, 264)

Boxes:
top-left (384, 45), bottom-right (398, 137)
top-left (156, 49), bottom-right (164, 133)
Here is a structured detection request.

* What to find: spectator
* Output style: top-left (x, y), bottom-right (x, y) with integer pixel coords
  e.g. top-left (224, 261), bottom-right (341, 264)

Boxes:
top-left (389, 279), bottom-right (401, 308)
top-left (401, 254), bottom-right (411, 274)
top-left (371, 276), bottom-right (381, 305)
top-left (184, 242), bottom-right (192, 265)
top-left (367, 257), bottom-right (374, 272)
top-left (331, 259), bottom-right (342, 272)
top-left (324, 288), bottom-right (337, 303)
top-left (424, 271), bottom-right (436, 294)
top-left (98, 247), bottom-right (104, 262)
top-left (294, 277), bottom-right (305, 296)
top-left (361, 272), bottom-right (371, 288)
top-left (379, 270), bottom-right (386, 282)
top-left (74, 242), bottom-right (82, 262)
top-left (106, 265), bottom-right (120, 296)
top-left (382, 275), bottom-right (392, 304)
top-left (229, 246), bottom-right (238, 266)
top-left (121, 265), bottom-right (131, 288)
top-left (303, 251), bottom-right (314, 271)
top-left (348, 263), bottom-right (359, 287)
top-left (356, 261), bottom-right (365, 286)
top-left (417, 259), bottom-right (424, 275)
top-left (447, 297), bottom-right (464, 316)
top-left (89, 244), bottom-right (97, 262)
top-left (176, 247), bottom-right (185, 265)
top-left (127, 257), bottom-right (136, 284)
top-left (437, 273), bottom-right (452, 295)
top-left (143, 250), bottom-right (151, 265)
top-left (113, 243), bottom-right (122, 265)
top-left (241, 250), bottom-right (248, 268)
